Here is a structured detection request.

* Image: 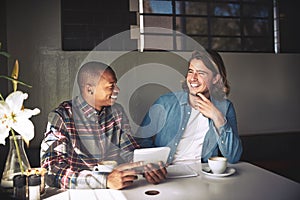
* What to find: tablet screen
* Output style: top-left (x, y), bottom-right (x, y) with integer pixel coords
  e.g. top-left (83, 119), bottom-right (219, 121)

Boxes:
top-left (133, 147), bottom-right (170, 164)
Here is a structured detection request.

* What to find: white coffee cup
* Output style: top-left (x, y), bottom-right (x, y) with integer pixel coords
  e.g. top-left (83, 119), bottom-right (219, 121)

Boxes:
top-left (208, 157), bottom-right (227, 174)
top-left (93, 161), bottom-right (117, 173)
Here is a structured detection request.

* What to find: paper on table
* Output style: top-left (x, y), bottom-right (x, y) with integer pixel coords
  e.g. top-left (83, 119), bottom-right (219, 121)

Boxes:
top-left (44, 189), bottom-right (127, 200)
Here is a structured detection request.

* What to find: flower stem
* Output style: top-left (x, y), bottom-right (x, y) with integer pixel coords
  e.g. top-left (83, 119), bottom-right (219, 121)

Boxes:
top-left (11, 129), bottom-right (25, 174)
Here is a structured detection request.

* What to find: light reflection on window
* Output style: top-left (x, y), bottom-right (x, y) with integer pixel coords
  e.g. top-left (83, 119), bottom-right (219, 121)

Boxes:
top-left (144, 0), bottom-right (172, 14)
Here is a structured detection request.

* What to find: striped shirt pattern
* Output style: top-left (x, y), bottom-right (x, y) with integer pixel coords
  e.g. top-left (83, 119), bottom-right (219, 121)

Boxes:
top-left (40, 96), bottom-right (139, 189)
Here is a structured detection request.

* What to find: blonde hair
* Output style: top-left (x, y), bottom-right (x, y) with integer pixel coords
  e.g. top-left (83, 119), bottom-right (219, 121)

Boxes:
top-left (182, 50), bottom-right (230, 100)
top-left (206, 49), bottom-right (230, 96)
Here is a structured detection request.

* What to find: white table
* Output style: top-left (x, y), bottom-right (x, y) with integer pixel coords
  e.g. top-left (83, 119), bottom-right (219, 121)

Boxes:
top-left (42, 162), bottom-right (300, 200)
top-left (122, 162), bottom-right (300, 200)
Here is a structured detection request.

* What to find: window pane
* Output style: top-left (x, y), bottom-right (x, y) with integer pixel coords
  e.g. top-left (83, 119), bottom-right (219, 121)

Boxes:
top-left (176, 17), bottom-right (207, 34)
top-left (211, 37), bottom-right (241, 51)
top-left (144, 0), bottom-right (172, 14)
top-left (191, 36), bottom-right (209, 49)
top-left (244, 37), bottom-right (273, 52)
top-left (144, 34), bottom-right (175, 50)
top-left (144, 15), bottom-right (173, 29)
top-left (242, 0), bottom-right (270, 2)
top-left (211, 18), bottom-right (240, 36)
top-left (186, 17), bottom-right (207, 34)
top-left (175, 1), bottom-right (207, 15)
top-left (174, 35), bottom-right (207, 51)
top-left (243, 19), bottom-right (271, 36)
top-left (211, 3), bottom-right (240, 17)
top-left (243, 4), bottom-right (270, 17)
top-left (175, 35), bottom-right (189, 50)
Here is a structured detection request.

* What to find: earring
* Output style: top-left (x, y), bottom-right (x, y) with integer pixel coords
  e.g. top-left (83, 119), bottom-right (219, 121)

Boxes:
top-left (88, 89), bottom-right (94, 95)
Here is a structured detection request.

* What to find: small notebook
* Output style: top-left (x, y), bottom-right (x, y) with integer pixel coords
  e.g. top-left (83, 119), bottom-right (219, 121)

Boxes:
top-left (167, 164), bottom-right (198, 178)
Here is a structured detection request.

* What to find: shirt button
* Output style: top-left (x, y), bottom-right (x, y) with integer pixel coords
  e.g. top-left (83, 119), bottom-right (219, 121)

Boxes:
top-left (221, 141), bottom-right (224, 144)
top-left (175, 143), bottom-right (178, 146)
top-left (182, 128), bottom-right (184, 130)
top-left (188, 112), bottom-right (191, 115)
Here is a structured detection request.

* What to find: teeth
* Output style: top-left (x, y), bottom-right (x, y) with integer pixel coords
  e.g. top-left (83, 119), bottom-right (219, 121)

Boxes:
top-left (111, 95), bottom-right (117, 99)
top-left (190, 83), bottom-right (199, 88)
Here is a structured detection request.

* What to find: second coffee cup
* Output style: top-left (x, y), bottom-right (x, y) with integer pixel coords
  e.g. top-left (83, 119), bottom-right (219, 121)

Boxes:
top-left (208, 157), bottom-right (227, 174)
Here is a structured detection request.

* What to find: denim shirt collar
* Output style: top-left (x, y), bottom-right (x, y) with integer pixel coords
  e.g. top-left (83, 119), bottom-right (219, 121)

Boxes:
top-left (177, 91), bottom-right (190, 106)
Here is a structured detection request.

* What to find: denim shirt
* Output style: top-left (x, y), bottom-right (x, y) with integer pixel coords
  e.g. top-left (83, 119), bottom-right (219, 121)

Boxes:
top-left (135, 91), bottom-right (243, 164)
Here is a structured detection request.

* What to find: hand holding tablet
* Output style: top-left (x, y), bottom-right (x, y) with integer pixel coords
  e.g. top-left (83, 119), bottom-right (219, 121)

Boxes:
top-left (133, 147), bottom-right (169, 183)
top-left (133, 147), bottom-right (198, 179)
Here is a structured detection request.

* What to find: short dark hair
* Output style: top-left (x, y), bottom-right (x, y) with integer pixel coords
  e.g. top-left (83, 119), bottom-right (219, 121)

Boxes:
top-left (77, 61), bottom-right (115, 92)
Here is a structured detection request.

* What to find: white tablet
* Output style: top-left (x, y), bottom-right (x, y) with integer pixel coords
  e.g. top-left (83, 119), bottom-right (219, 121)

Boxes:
top-left (133, 147), bottom-right (170, 164)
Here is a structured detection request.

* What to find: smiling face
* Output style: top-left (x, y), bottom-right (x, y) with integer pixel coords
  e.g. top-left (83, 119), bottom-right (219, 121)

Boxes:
top-left (81, 67), bottom-right (120, 111)
top-left (92, 70), bottom-right (120, 110)
top-left (186, 58), bottom-right (218, 98)
top-left (78, 62), bottom-right (121, 110)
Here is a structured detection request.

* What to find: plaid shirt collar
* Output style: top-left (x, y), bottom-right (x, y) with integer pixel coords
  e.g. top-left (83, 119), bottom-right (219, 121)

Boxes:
top-left (74, 95), bottom-right (108, 122)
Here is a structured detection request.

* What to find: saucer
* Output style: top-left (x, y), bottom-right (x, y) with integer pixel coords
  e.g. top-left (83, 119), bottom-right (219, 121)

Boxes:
top-left (202, 166), bottom-right (236, 177)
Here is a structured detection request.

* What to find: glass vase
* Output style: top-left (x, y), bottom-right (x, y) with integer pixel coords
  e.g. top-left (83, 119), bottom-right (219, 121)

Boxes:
top-left (1, 135), bottom-right (31, 190)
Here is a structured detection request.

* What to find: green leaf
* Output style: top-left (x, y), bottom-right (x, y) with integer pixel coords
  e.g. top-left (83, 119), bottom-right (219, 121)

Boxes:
top-left (0, 75), bottom-right (32, 88)
top-left (0, 51), bottom-right (10, 58)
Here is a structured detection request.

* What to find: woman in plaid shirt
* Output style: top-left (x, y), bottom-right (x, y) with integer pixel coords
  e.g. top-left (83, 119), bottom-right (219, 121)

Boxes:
top-left (40, 61), bottom-right (166, 189)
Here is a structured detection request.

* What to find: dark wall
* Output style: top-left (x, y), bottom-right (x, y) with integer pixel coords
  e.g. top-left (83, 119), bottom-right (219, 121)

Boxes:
top-left (61, 0), bottom-right (136, 50)
top-left (0, 0), bottom-right (8, 181)
top-left (0, 0), bottom-right (8, 96)
top-left (279, 0), bottom-right (300, 53)
top-left (240, 132), bottom-right (300, 183)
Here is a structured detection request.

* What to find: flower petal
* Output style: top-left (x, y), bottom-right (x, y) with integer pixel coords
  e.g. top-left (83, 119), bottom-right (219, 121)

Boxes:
top-left (0, 125), bottom-right (10, 145)
top-left (11, 118), bottom-right (35, 141)
top-left (21, 108), bottom-right (40, 118)
top-left (5, 91), bottom-right (27, 112)
top-left (0, 101), bottom-right (11, 115)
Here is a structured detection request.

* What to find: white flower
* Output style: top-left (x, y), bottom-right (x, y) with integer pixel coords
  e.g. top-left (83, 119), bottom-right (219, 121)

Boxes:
top-left (0, 91), bottom-right (40, 145)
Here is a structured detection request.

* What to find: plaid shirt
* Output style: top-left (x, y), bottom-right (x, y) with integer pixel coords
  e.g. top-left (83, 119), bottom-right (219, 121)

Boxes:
top-left (40, 96), bottom-right (139, 189)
